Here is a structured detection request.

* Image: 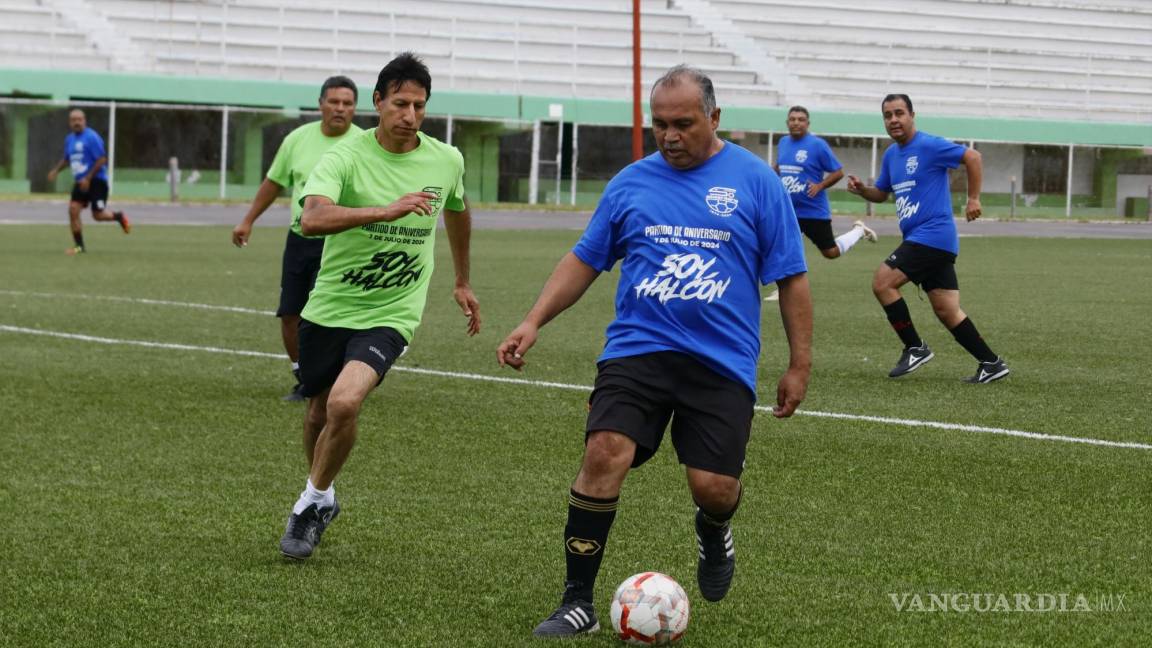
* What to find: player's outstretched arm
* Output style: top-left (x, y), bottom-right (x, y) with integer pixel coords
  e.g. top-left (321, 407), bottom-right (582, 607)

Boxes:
top-left (497, 252), bottom-right (600, 371)
top-left (233, 178), bottom-right (284, 247)
top-left (845, 175), bottom-right (890, 203)
top-left (962, 148), bottom-right (983, 222)
top-left (46, 158), bottom-right (68, 182)
top-left (300, 192), bottom-right (438, 236)
top-left (443, 199), bottom-right (480, 336)
top-left (772, 272), bottom-right (813, 418)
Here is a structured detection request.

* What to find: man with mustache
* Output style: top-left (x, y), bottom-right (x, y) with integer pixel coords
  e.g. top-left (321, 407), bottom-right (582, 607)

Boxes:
top-left (233, 75), bottom-right (361, 401)
top-left (499, 65), bottom-right (811, 637)
top-left (847, 94), bottom-right (1009, 384)
top-left (277, 53), bottom-right (480, 561)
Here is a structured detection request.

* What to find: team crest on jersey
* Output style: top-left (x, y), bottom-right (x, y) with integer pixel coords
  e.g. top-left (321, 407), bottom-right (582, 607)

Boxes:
top-left (705, 187), bottom-right (738, 217)
top-left (795, 150), bottom-right (808, 163)
top-left (75, 142), bottom-right (84, 152)
top-left (905, 156), bottom-right (919, 175)
top-left (422, 186), bottom-right (443, 211)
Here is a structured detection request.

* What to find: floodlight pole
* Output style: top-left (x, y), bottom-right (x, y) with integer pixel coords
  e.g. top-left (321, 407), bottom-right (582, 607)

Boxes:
top-left (631, 0), bottom-right (643, 161)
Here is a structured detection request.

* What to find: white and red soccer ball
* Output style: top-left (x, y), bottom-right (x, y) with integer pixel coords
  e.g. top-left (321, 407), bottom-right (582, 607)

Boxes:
top-left (610, 572), bottom-right (690, 645)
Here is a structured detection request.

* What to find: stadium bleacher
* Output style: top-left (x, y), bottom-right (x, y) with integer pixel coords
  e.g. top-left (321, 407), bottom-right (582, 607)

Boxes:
top-left (3, 0), bottom-right (1147, 122)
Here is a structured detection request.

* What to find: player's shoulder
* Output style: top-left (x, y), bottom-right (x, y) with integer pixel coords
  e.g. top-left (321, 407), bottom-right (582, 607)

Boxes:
top-left (417, 133), bottom-right (463, 163)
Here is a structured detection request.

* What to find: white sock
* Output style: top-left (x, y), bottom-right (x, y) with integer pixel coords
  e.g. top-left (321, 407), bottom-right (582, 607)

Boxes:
top-left (835, 226), bottom-right (866, 255)
top-left (293, 478), bottom-right (335, 514)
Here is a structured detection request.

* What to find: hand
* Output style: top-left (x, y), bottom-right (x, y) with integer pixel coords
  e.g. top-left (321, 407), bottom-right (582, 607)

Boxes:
top-left (965, 197), bottom-right (982, 222)
top-left (384, 192), bottom-right (440, 222)
top-left (47, 169), bottom-right (58, 183)
top-left (806, 183), bottom-right (821, 199)
top-left (496, 322), bottom-right (540, 371)
top-left (845, 175), bottom-right (864, 195)
top-left (77, 178), bottom-right (90, 192)
top-left (771, 366), bottom-right (810, 418)
top-left (453, 285), bottom-right (481, 336)
top-left (232, 223), bottom-right (251, 247)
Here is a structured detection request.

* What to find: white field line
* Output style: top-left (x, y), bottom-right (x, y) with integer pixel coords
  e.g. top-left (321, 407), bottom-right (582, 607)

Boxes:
top-left (2, 323), bottom-right (1150, 452)
top-left (0, 290), bottom-right (275, 316)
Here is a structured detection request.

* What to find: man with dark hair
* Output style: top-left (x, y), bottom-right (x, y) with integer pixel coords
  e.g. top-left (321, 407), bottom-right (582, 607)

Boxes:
top-left (766, 106), bottom-right (875, 300)
top-left (498, 64), bottom-right (812, 638)
top-left (847, 94), bottom-right (1009, 383)
top-left (47, 108), bottom-right (130, 255)
top-left (233, 75), bottom-right (361, 401)
top-left (278, 53), bottom-right (480, 560)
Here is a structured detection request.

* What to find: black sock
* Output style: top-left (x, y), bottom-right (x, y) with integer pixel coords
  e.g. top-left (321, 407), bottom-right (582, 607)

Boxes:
top-left (949, 317), bottom-right (997, 363)
top-left (883, 298), bottom-right (923, 348)
top-left (696, 485), bottom-right (742, 527)
top-left (72, 232), bottom-right (85, 249)
top-left (564, 489), bottom-right (618, 603)
top-left (113, 211), bottom-right (124, 224)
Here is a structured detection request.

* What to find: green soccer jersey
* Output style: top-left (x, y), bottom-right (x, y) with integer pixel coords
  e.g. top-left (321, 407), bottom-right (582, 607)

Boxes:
top-left (299, 129), bottom-right (466, 338)
top-left (266, 120), bottom-right (362, 237)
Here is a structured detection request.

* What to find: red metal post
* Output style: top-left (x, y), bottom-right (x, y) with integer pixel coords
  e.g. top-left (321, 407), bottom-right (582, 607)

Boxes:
top-left (632, 0), bottom-right (643, 161)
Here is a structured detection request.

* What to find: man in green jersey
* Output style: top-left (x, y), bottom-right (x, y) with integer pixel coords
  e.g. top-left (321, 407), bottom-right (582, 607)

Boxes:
top-left (232, 76), bottom-right (360, 401)
top-left (278, 53), bottom-right (481, 560)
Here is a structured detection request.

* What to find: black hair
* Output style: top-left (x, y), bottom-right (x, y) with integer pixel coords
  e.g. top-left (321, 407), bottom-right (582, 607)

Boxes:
top-left (320, 75), bottom-right (358, 102)
top-left (375, 52), bottom-right (431, 100)
top-left (881, 94), bottom-right (914, 113)
top-left (787, 105), bottom-right (809, 117)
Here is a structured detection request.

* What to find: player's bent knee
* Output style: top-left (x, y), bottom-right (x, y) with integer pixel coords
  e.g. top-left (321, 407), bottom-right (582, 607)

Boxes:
top-left (583, 431), bottom-right (636, 473)
top-left (324, 394), bottom-right (364, 424)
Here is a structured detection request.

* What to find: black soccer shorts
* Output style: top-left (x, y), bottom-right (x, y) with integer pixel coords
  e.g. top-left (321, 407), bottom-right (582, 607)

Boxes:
top-left (797, 217), bottom-right (837, 251)
top-left (70, 178), bottom-right (110, 212)
top-left (297, 320), bottom-right (408, 397)
top-left (586, 351), bottom-right (754, 478)
top-left (276, 231), bottom-right (325, 317)
top-left (884, 241), bottom-right (959, 292)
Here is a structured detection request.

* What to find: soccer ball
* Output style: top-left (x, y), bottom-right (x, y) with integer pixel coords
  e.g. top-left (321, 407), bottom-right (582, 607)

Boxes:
top-left (610, 572), bottom-right (690, 645)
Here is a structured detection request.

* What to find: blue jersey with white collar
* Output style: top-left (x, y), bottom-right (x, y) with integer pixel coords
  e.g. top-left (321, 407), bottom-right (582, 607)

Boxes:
top-left (572, 142), bottom-right (806, 396)
top-left (875, 131), bottom-right (966, 254)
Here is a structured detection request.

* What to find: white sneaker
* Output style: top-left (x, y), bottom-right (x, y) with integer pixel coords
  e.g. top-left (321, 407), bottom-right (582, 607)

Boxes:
top-left (853, 220), bottom-right (878, 242)
top-left (763, 289), bottom-right (779, 301)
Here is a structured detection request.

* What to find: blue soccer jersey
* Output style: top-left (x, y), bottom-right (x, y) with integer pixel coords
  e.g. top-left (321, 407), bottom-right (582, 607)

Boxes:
top-left (63, 128), bottom-right (109, 182)
top-left (875, 131), bottom-right (967, 254)
top-left (775, 133), bottom-right (842, 219)
top-left (572, 143), bottom-right (807, 396)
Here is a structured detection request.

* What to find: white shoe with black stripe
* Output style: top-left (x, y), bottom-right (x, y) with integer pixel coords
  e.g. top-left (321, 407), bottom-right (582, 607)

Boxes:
top-left (532, 599), bottom-right (599, 638)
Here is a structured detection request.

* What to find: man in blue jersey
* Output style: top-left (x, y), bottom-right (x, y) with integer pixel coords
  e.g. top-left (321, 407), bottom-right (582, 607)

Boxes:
top-left (846, 94), bottom-right (1009, 384)
top-left (46, 109), bottom-right (131, 255)
top-left (498, 65), bottom-right (813, 638)
top-left (767, 106), bottom-right (876, 300)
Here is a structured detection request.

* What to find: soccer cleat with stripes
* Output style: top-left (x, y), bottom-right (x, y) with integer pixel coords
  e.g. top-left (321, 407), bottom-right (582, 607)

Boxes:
top-left (888, 343), bottom-right (934, 378)
top-left (696, 508), bottom-right (736, 602)
top-left (964, 357), bottom-right (1010, 384)
top-left (532, 598), bottom-right (599, 638)
top-left (65, 246), bottom-right (85, 256)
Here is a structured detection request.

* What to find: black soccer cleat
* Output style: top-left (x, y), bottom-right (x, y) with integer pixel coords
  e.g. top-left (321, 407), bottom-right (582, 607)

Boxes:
top-left (964, 357), bottom-right (1010, 384)
top-left (888, 343), bottom-right (934, 378)
top-left (532, 598), bottom-right (599, 638)
top-left (281, 383), bottom-right (305, 402)
top-left (696, 508), bottom-right (736, 602)
top-left (279, 502), bottom-right (338, 560)
top-left (315, 498), bottom-right (340, 545)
